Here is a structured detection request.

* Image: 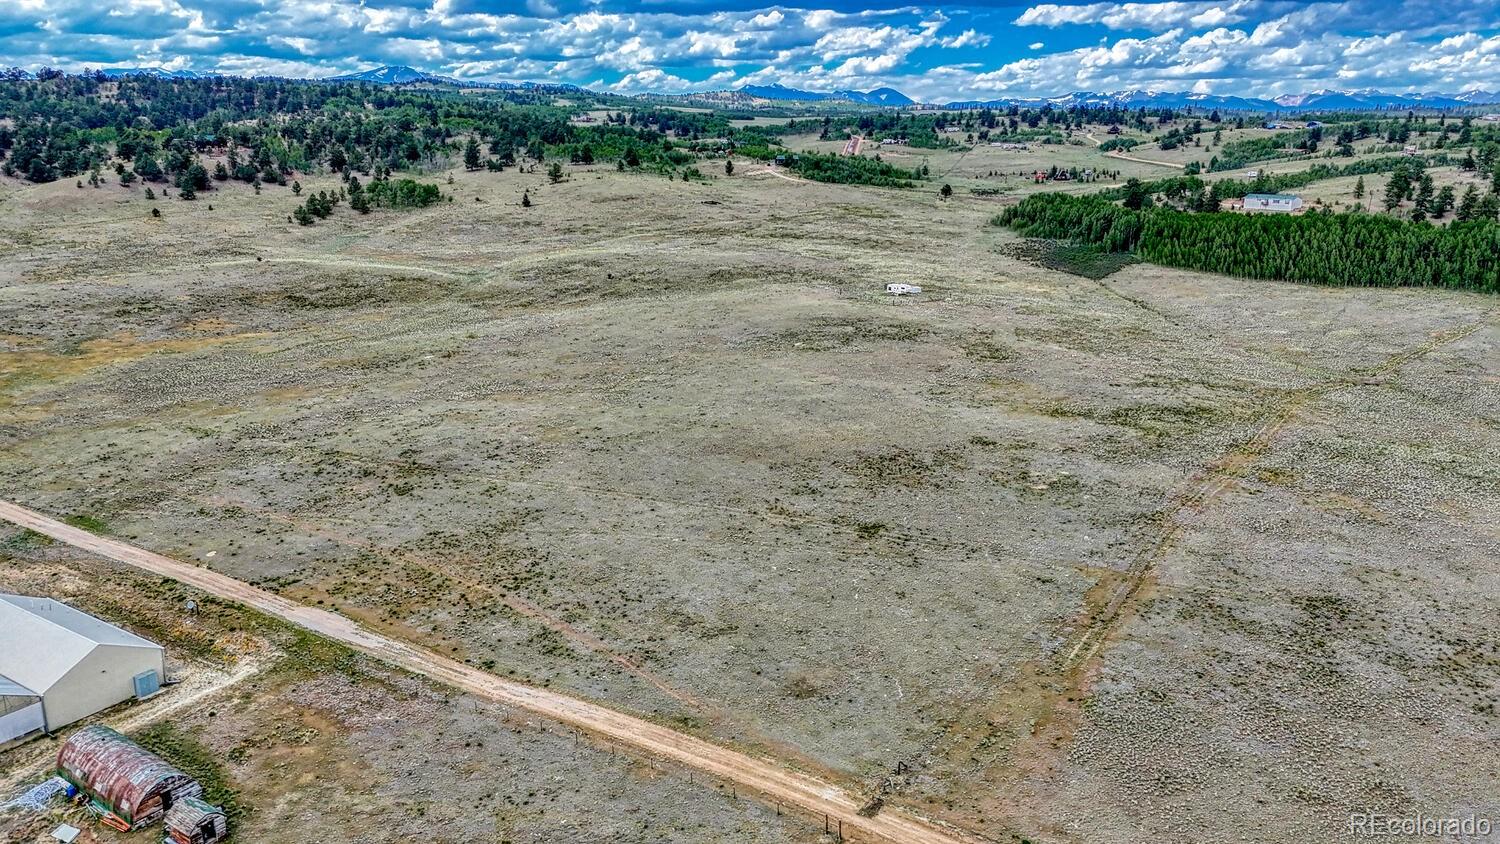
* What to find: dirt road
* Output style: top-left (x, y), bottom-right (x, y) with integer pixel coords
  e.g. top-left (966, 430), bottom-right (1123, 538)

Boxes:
top-left (0, 499), bottom-right (986, 844)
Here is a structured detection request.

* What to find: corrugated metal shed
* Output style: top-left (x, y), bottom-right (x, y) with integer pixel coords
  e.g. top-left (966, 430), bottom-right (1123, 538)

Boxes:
top-left (55, 726), bottom-right (203, 828)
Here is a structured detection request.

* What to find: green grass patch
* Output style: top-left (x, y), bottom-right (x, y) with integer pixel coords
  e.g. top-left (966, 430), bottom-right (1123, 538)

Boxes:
top-left (132, 721), bottom-right (247, 836)
top-left (1003, 239), bottom-right (1139, 280)
top-left (63, 513), bottom-right (109, 533)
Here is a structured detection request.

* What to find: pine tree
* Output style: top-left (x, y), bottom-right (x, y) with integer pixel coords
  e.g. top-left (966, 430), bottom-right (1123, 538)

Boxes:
top-left (521, 189), bottom-right (532, 207)
top-left (1383, 171), bottom-right (1409, 212)
top-left (1456, 185), bottom-right (1479, 221)
top-left (1432, 185), bottom-right (1455, 218)
top-left (1413, 174), bottom-right (1434, 217)
top-left (1353, 176), bottom-right (1365, 200)
top-left (464, 137), bottom-right (481, 170)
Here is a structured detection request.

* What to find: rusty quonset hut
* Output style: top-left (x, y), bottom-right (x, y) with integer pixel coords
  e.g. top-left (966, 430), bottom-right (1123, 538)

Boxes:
top-left (56, 725), bottom-right (205, 829)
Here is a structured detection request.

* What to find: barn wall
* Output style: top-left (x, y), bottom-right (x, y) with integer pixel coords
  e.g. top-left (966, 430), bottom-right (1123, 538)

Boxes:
top-left (42, 644), bottom-right (164, 730)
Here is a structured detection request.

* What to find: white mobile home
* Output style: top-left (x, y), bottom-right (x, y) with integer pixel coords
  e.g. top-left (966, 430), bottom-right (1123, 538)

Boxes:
top-left (0, 595), bottom-right (165, 735)
top-left (885, 283), bottom-right (923, 295)
top-left (1239, 193), bottom-right (1303, 214)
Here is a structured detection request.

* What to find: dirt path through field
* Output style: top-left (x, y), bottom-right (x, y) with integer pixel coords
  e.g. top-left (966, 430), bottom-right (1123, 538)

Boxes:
top-left (748, 166), bottom-right (810, 184)
top-left (1105, 149), bottom-right (1181, 169)
top-left (0, 499), bottom-right (989, 844)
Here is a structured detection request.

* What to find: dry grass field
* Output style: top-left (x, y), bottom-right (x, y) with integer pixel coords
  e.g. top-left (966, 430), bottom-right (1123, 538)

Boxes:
top-left (2, 162), bottom-right (1497, 843)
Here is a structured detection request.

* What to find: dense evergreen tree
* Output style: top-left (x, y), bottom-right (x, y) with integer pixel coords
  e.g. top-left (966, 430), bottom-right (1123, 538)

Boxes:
top-left (997, 193), bottom-right (1500, 293)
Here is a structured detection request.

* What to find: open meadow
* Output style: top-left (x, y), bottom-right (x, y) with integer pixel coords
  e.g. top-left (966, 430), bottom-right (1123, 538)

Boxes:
top-left (2, 161), bottom-right (1498, 843)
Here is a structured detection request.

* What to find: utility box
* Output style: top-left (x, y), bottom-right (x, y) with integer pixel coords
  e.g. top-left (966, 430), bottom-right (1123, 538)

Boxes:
top-left (133, 669), bottom-right (161, 700)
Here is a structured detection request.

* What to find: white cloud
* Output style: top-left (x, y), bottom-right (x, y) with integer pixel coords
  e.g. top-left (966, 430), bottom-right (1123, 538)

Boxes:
top-left (1015, 1), bottom-right (1256, 32)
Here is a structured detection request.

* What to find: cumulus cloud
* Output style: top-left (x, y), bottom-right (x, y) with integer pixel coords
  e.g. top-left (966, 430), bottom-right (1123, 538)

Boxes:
top-left (2, 0), bottom-right (1498, 101)
top-left (1014, 1), bottom-right (1258, 32)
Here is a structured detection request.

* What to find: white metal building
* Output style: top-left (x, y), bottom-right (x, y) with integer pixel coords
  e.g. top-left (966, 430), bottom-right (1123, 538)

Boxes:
top-left (1240, 193), bottom-right (1304, 214)
top-left (886, 283), bottom-right (923, 295)
top-left (0, 595), bottom-right (165, 735)
top-left (0, 673), bottom-right (44, 746)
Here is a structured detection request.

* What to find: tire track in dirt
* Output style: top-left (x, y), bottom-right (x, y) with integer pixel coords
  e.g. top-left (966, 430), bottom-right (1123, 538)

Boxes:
top-left (0, 498), bottom-right (991, 844)
top-left (932, 319), bottom-right (1487, 837)
top-left (1065, 319), bottom-right (1484, 673)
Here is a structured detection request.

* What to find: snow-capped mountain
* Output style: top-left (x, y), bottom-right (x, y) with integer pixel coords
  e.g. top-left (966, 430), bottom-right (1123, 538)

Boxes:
top-left (1454, 89), bottom-right (1500, 104)
top-left (99, 67), bottom-right (215, 79)
top-left (836, 87), bottom-right (915, 107)
top-left (328, 65), bottom-right (433, 85)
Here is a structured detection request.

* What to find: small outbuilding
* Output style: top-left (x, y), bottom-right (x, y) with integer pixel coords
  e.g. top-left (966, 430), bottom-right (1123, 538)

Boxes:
top-left (164, 796), bottom-right (230, 844)
top-left (0, 594), bottom-right (165, 733)
top-left (56, 726), bottom-right (204, 829)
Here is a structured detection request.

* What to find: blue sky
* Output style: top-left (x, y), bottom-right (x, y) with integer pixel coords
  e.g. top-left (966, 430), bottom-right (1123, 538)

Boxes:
top-left (3, 0), bottom-right (1498, 100)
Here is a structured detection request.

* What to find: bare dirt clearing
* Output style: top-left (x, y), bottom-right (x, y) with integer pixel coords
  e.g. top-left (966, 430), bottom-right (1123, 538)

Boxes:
top-left (2, 165), bottom-right (1497, 843)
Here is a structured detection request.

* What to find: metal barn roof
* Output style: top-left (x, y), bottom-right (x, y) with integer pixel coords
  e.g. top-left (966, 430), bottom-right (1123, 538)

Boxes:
top-left (0, 595), bottom-right (161, 695)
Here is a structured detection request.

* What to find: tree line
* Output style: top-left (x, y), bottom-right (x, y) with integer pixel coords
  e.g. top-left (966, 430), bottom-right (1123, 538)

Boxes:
top-left (996, 193), bottom-right (1500, 293)
top-left (0, 74), bottom-right (794, 187)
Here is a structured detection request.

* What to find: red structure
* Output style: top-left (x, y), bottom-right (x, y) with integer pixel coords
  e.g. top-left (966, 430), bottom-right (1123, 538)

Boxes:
top-left (56, 725), bottom-right (204, 828)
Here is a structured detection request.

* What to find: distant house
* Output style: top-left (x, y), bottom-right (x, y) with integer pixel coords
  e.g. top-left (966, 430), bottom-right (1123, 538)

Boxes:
top-left (1245, 169), bottom-right (1260, 179)
top-left (1305, 120), bottom-right (1323, 128)
top-left (885, 283), bottom-right (922, 296)
top-left (1402, 145), bottom-right (1419, 156)
top-left (1106, 125), bottom-right (1121, 135)
top-left (1238, 193), bottom-right (1303, 214)
top-left (0, 594), bottom-right (165, 737)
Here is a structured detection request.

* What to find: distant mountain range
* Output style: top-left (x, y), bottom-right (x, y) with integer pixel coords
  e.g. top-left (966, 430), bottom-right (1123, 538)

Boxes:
top-left (724, 83), bottom-right (1500, 111)
top-left (8, 65), bottom-right (1500, 113)
top-left (326, 65), bottom-right (583, 92)
top-left (99, 67), bottom-right (217, 80)
top-left (737, 83), bottom-right (915, 107)
top-left (939, 88), bottom-right (1500, 111)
